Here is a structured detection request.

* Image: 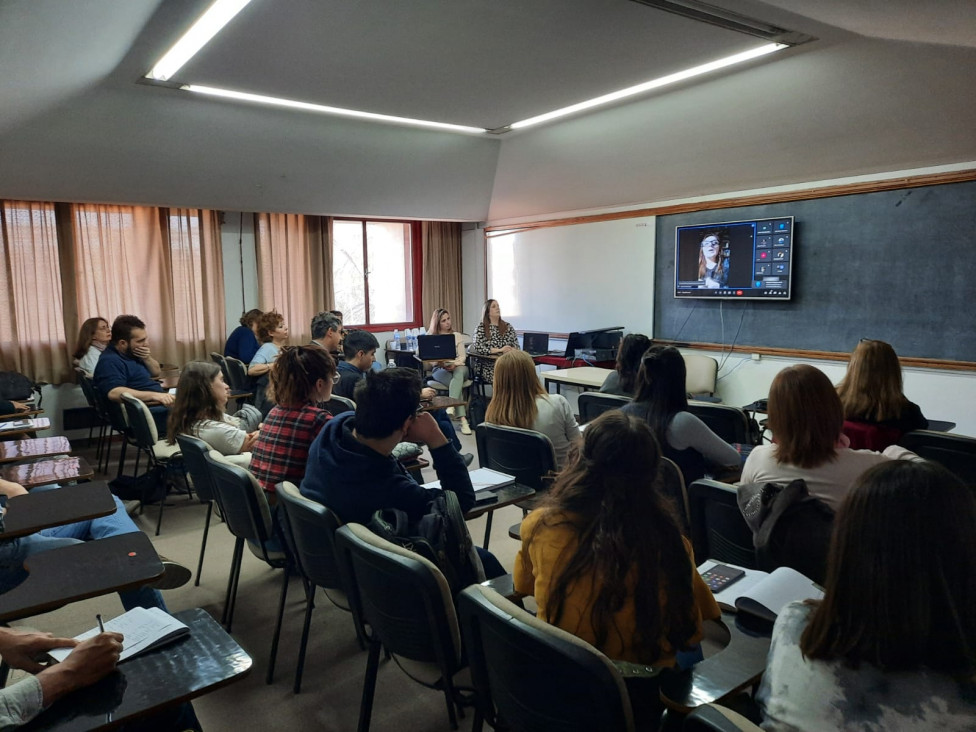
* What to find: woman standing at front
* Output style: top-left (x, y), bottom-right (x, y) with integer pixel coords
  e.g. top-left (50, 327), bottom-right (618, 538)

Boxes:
top-left (471, 299), bottom-right (518, 384)
top-left (428, 308), bottom-right (472, 435)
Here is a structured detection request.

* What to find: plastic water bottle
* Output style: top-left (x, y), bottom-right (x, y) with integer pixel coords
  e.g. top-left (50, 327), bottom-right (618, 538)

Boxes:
top-left (407, 329), bottom-right (416, 352)
top-left (393, 328), bottom-right (401, 350)
top-left (387, 358), bottom-right (396, 370)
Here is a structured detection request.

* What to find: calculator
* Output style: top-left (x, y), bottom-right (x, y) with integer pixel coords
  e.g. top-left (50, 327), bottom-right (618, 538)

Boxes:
top-left (700, 564), bottom-right (746, 592)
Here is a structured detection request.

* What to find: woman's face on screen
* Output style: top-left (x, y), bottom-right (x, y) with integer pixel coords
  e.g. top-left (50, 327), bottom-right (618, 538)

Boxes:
top-left (701, 235), bottom-right (720, 261)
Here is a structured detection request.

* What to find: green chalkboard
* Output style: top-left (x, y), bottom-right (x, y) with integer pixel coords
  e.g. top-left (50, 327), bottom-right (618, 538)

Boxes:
top-left (654, 179), bottom-right (976, 362)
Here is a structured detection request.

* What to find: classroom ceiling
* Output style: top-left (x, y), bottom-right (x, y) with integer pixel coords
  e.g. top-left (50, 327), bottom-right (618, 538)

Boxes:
top-left (1, 0), bottom-right (974, 222)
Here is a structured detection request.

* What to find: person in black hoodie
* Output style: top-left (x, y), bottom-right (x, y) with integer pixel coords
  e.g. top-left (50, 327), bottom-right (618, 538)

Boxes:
top-left (300, 367), bottom-right (504, 577)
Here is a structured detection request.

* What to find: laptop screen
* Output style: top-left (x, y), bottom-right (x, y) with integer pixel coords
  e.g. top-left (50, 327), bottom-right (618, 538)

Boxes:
top-left (522, 332), bottom-right (549, 354)
top-left (417, 334), bottom-right (455, 360)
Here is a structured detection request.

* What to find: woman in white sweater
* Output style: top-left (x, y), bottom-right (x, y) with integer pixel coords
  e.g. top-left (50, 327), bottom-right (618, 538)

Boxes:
top-left (484, 349), bottom-right (580, 469)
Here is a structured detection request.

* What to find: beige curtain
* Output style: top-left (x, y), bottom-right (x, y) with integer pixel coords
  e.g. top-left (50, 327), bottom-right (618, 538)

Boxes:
top-left (254, 213), bottom-right (333, 345)
top-left (421, 221), bottom-right (463, 333)
top-left (0, 201), bottom-right (70, 382)
top-left (69, 204), bottom-right (225, 366)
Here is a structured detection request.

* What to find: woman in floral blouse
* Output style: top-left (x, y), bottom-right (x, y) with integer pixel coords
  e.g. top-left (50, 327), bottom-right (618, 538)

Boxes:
top-left (471, 299), bottom-right (519, 383)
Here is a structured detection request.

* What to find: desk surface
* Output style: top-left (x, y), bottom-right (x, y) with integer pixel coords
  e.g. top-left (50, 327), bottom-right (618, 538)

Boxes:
top-left (658, 613), bottom-right (771, 713)
top-left (24, 608), bottom-right (253, 732)
top-left (0, 532), bottom-right (163, 622)
top-left (464, 483), bottom-right (535, 521)
top-left (0, 436), bottom-right (71, 463)
top-left (2, 456), bottom-right (94, 489)
top-left (542, 367), bottom-right (612, 389)
top-left (2, 482), bottom-right (117, 540)
top-left (421, 395), bottom-right (467, 412)
top-left (0, 418), bottom-right (51, 439)
top-left (0, 409), bottom-right (45, 421)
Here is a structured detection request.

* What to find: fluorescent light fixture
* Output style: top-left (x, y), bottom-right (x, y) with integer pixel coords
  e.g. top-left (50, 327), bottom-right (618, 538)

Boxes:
top-left (509, 42), bottom-right (786, 130)
top-left (182, 85), bottom-right (489, 135)
top-left (147, 0), bottom-right (253, 81)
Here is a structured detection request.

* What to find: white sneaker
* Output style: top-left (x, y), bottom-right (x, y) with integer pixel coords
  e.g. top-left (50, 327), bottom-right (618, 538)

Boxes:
top-left (460, 417), bottom-right (472, 435)
top-left (446, 406), bottom-right (455, 417)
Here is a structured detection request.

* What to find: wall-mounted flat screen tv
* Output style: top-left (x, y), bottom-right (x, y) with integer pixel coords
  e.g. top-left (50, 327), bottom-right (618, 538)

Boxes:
top-left (674, 217), bottom-right (794, 300)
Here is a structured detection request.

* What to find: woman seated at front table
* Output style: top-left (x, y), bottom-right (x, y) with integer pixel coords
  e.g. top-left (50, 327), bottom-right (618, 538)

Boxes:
top-left (621, 345), bottom-right (740, 484)
top-left (248, 310), bottom-right (289, 415)
top-left (758, 460), bottom-right (976, 730)
top-left (740, 364), bottom-right (920, 510)
top-left (249, 346), bottom-right (336, 503)
top-left (514, 411), bottom-right (720, 666)
top-left (470, 299), bottom-right (518, 384)
top-left (836, 338), bottom-right (928, 438)
top-left (427, 307), bottom-right (472, 435)
top-left (484, 349), bottom-right (579, 470)
top-left (166, 361), bottom-right (257, 467)
top-left (599, 332), bottom-right (651, 397)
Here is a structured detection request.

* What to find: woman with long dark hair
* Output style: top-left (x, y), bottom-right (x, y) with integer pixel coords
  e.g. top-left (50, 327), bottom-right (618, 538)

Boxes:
top-left (599, 333), bottom-right (651, 396)
top-left (758, 460), bottom-right (976, 729)
top-left (73, 317), bottom-right (112, 374)
top-left (514, 410), bottom-right (719, 665)
top-left (166, 361), bottom-right (257, 464)
top-left (621, 345), bottom-right (739, 484)
top-left (471, 299), bottom-right (518, 383)
top-left (698, 231), bottom-right (728, 288)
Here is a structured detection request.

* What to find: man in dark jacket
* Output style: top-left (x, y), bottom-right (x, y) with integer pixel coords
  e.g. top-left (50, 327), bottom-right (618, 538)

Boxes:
top-left (300, 368), bottom-right (503, 576)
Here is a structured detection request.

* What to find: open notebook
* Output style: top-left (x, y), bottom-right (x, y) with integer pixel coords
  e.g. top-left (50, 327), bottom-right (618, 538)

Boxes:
top-left (48, 607), bottom-right (190, 663)
top-left (698, 560), bottom-right (823, 622)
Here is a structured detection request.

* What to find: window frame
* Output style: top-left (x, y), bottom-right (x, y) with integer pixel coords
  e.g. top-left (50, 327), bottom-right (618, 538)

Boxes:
top-left (331, 217), bottom-right (423, 332)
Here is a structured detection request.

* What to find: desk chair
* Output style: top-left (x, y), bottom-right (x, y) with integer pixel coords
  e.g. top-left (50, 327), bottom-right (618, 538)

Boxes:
top-left (120, 394), bottom-right (182, 535)
top-left (660, 457), bottom-right (690, 534)
top-left (683, 354), bottom-right (719, 401)
top-left (223, 357), bottom-right (253, 400)
top-left (335, 523), bottom-right (468, 731)
top-left (475, 423), bottom-right (556, 547)
top-left (326, 395), bottom-right (356, 414)
top-left (577, 392), bottom-right (631, 423)
top-left (684, 703), bottom-right (762, 731)
top-left (276, 481), bottom-right (359, 694)
top-left (74, 367), bottom-right (111, 471)
top-left (204, 450), bottom-right (290, 684)
top-left (688, 479), bottom-right (757, 568)
top-left (210, 351), bottom-right (231, 384)
top-left (176, 434), bottom-right (223, 586)
top-left (898, 430), bottom-right (976, 487)
top-left (458, 584), bottom-right (636, 732)
top-left (687, 402), bottom-right (760, 446)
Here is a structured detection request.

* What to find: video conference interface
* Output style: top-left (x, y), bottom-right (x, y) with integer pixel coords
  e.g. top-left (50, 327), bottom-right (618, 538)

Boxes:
top-left (674, 217), bottom-right (794, 301)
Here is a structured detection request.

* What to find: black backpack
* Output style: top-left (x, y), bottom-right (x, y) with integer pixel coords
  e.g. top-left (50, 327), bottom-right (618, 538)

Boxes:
top-left (467, 392), bottom-right (488, 429)
top-left (0, 371), bottom-right (41, 405)
top-left (368, 489), bottom-right (483, 596)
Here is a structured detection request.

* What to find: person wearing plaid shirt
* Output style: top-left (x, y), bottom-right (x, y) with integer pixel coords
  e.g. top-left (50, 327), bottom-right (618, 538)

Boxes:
top-left (249, 346), bottom-right (339, 498)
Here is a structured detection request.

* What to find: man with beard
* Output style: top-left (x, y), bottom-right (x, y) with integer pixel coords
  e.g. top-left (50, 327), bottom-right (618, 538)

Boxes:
top-left (93, 314), bottom-right (174, 435)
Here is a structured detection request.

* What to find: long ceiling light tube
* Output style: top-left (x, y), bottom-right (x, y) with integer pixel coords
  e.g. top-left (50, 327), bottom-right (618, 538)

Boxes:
top-left (508, 42), bottom-right (786, 131)
top-left (182, 84), bottom-right (489, 134)
top-left (148, 0), bottom-right (253, 81)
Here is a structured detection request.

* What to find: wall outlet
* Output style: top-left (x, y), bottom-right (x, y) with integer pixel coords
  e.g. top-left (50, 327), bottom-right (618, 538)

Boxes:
top-left (751, 353), bottom-right (762, 361)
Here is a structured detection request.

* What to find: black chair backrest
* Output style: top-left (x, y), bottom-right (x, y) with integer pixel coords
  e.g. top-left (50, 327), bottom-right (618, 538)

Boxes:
top-left (224, 356), bottom-right (251, 392)
top-left (458, 585), bottom-right (636, 732)
top-left (687, 402), bottom-right (757, 445)
top-left (120, 393), bottom-right (158, 450)
top-left (176, 434), bottom-right (217, 503)
top-left (204, 450), bottom-right (277, 560)
top-left (898, 430), bottom-right (976, 488)
top-left (210, 352), bottom-right (232, 385)
top-left (335, 523), bottom-right (460, 667)
top-left (276, 481), bottom-right (345, 593)
top-left (577, 392), bottom-right (631, 424)
top-left (475, 423), bottom-right (556, 491)
top-left (688, 479), bottom-right (757, 568)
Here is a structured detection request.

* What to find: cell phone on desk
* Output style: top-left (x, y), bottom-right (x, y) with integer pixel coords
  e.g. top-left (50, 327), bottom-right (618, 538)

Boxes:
top-left (700, 564), bottom-right (745, 592)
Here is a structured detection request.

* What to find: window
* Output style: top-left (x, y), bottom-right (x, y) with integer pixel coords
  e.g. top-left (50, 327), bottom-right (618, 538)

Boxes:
top-left (332, 219), bottom-right (422, 329)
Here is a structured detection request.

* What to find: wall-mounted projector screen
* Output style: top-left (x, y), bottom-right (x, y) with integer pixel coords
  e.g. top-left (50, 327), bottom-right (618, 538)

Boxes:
top-left (486, 217), bottom-right (655, 334)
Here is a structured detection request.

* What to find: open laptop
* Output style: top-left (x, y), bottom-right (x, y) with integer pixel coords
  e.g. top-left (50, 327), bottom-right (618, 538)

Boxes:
top-left (521, 332), bottom-right (550, 357)
top-left (417, 334), bottom-right (455, 360)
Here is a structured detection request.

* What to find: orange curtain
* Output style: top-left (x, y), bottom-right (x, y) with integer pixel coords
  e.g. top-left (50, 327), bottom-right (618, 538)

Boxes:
top-left (421, 221), bottom-right (463, 333)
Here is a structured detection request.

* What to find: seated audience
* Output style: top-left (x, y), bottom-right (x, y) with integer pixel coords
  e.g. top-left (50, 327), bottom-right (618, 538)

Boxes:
top-left (166, 362), bottom-right (257, 466)
top-left (514, 411), bottom-right (720, 665)
top-left (72, 316), bottom-right (112, 375)
top-left (485, 350), bottom-right (580, 470)
top-left (333, 330), bottom-right (379, 399)
top-left (758, 460), bottom-right (976, 730)
top-left (599, 332), bottom-right (651, 397)
top-left (428, 307), bottom-right (471, 434)
top-left (621, 345), bottom-right (739, 484)
top-left (92, 314), bottom-right (173, 434)
top-left (248, 311), bottom-right (289, 415)
top-left (309, 311), bottom-right (342, 357)
top-left (740, 364), bottom-right (920, 510)
top-left (223, 308), bottom-right (263, 364)
top-left (470, 298), bottom-right (518, 383)
top-left (250, 346), bottom-right (336, 498)
top-left (0, 477), bottom-right (184, 612)
top-left (836, 338), bottom-right (928, 440)
top-left (300, 368), bottom-right (502, 577)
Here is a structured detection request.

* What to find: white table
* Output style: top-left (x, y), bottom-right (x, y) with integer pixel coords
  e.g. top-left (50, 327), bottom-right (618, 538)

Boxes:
top-left (542, 366), bottom-right (612, 395)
